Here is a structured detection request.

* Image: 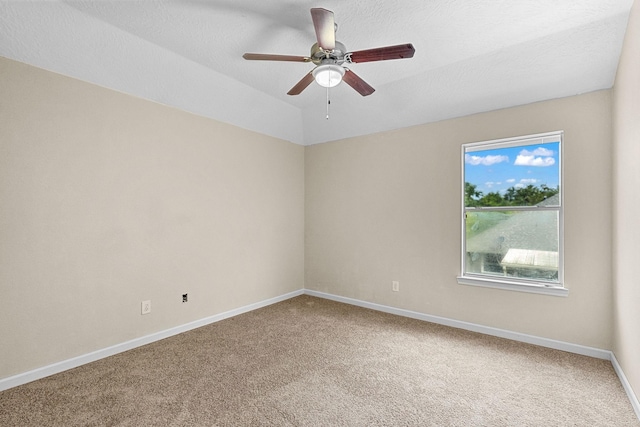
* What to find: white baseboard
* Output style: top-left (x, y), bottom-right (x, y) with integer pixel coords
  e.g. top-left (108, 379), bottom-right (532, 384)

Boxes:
top-left (304, 290), bottom-right (610, 358)
top-left (611, 353), bottom-right (640, 420)
top-left (0, 289), bottom-right (304, 392)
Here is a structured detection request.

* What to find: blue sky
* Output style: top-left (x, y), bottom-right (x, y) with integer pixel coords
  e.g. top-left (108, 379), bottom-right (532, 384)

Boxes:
top-left (464, 142), bottom-right (560, 195)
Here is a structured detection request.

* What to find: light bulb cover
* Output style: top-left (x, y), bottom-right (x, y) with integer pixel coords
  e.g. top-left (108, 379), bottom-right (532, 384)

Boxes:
top-left (312, 64), bottom-right (345, 88)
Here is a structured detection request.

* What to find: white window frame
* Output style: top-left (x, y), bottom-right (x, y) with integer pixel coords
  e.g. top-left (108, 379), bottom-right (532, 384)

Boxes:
top-left (457, 131), bottom-right (567, 297)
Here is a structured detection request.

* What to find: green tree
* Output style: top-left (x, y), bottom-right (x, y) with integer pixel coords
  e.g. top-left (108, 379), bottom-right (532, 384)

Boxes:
top-left (503, 187), bottom-right (517, 203)
top-left (478, 191), bottom-right (505, 207)
top-left (506, 184), bottom-right (559, 206)
top-left (466, 182), bottom-right (559, 207)
top-left (513, 184), bottom-right (539, 205)
top-left (464, 182), bottom-right (482, 207)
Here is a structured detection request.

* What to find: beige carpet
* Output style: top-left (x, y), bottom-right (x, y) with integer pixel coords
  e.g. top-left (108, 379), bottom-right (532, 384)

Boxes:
top-left (0, 295), bottom-right (638, 426)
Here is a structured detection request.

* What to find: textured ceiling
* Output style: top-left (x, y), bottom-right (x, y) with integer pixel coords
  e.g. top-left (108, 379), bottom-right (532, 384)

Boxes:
top-left (0, 0), bottom-right (634, 145)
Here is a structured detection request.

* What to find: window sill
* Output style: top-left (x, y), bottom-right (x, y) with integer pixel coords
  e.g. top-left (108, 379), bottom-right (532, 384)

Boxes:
top-left (457, 275), bottom-right (568, 297)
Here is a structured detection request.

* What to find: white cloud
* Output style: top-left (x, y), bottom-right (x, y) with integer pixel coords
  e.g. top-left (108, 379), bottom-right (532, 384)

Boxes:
top-left (514, 154), bottom-right (556, 167)
top-left (530, 147), bottom-right (554, 156)
top-left (485, 181), bottom-right (502, 188)
top-left (519, 178), bottom-right (538, 184)
top-left (514, 147), bottom-right (555, 167)
top-left (465, 154), bottom-right (509, 166)
top-left (506, 179), bottom-right (516, 183)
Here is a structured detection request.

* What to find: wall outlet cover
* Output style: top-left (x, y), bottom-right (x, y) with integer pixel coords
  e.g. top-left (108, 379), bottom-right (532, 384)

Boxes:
top-left (141, 300), bottom-right (151, 315)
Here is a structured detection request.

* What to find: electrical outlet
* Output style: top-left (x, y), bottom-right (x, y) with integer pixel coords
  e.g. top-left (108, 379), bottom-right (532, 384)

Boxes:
top-left (141, 300), bottom-right (151, 315)
top-left (392, 281), bottom-right (400, 292)
top-left (182, 293), bottom-right (188, 303)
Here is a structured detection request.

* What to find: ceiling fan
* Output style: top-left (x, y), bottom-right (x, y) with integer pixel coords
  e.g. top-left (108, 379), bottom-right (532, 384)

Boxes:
top-left (243, 8), bottom-right (415, 96)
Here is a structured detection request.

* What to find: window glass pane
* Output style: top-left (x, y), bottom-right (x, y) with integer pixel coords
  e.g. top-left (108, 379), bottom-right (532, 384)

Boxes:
top-left (464, 141), bottom-right (560, 207)
top-left (465, 210), bottom-right (559, 282)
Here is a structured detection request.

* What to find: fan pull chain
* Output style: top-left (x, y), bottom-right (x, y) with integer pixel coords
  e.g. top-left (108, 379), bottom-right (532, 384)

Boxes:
top-left (326, 85), bottom-right (330, 120)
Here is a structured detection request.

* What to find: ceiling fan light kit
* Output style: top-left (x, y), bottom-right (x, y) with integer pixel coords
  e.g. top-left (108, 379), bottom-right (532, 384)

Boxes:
top-left (243, 8), bottom-right (415, 97)
top-left (313, 64), bottom-right (345, 88)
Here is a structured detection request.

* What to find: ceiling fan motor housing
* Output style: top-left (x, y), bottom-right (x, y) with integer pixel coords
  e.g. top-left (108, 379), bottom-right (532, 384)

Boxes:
top-left (311, 41), bottom-right (347, 65)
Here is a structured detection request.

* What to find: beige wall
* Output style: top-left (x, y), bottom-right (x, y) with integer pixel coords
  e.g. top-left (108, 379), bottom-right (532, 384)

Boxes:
top-left (0, 57), bottom-right (305, 379)
top-left (1, 26), bottom-right (634, 390)
top-left (613, 0), bottom-right (640, 402)
top-left (306, 90), bottom-right (613, 349)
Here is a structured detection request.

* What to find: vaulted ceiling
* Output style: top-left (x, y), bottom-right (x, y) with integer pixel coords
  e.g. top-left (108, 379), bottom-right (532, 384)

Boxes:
top-left (0, 1), bottom-right (634, 145)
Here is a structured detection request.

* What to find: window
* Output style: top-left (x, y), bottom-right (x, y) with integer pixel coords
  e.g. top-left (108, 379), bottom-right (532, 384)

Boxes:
top-left (457, 131), bottom-right (566, 296)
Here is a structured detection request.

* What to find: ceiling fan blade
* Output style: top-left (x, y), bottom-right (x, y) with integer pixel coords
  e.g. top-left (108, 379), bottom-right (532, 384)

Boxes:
top-left (287, 71), bottom-right (315, 95)
top-left (243, 53), bottom-right (311, 62)
top-left (347, 43), bottom-right (415, 64)
top-left (342, 69), bottom-right (375, 96)
top-left (311, 8), bottom-right (335, 51)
